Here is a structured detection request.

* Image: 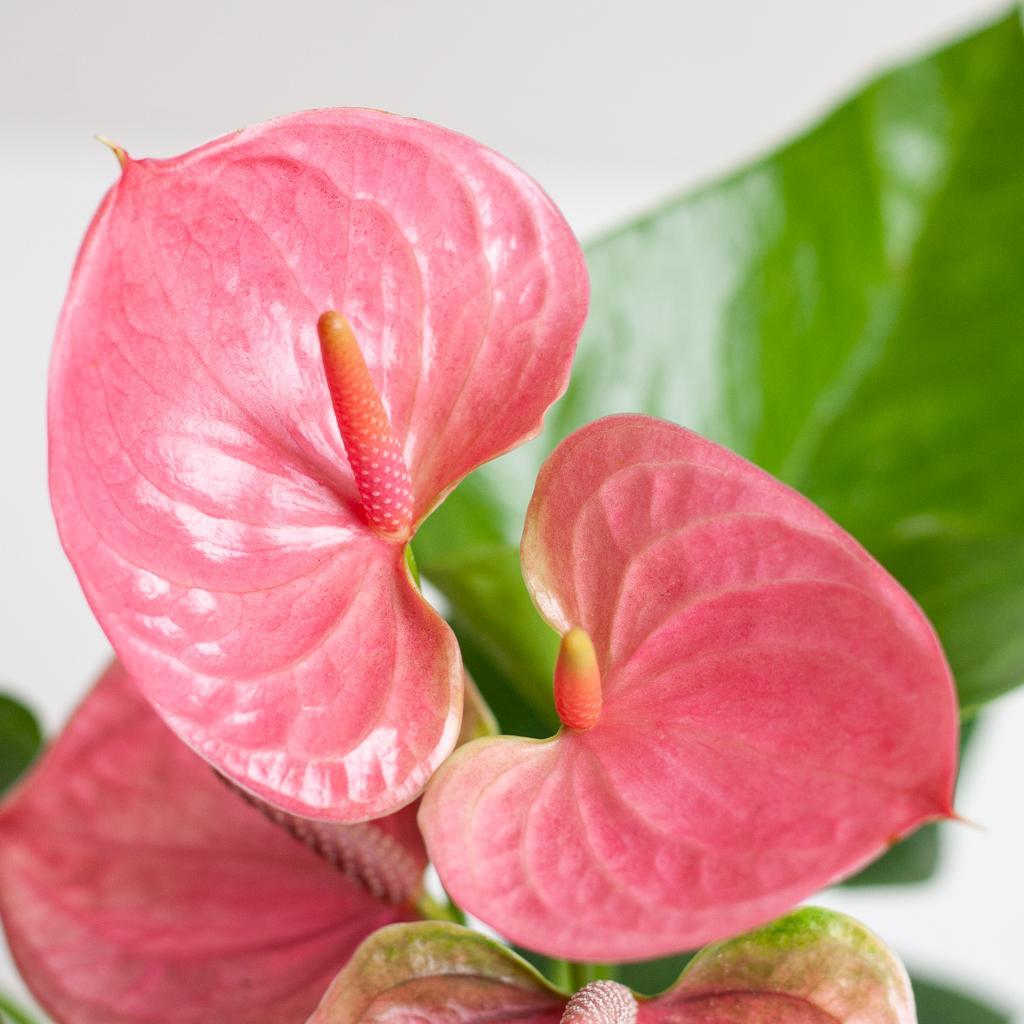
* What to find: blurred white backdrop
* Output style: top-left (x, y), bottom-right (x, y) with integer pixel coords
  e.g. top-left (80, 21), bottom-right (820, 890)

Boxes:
top-left (1, 0), bottom-right (1021, 1018)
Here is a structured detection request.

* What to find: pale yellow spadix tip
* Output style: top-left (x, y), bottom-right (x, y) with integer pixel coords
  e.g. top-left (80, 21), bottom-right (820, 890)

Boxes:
top-left (95, 134), bottom-right (128, 169)
top-left (554, 627), bottom-right (602, 731)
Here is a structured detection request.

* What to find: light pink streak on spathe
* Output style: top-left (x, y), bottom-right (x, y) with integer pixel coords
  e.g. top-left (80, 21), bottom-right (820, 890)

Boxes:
top-left (47, 109), bottom-right (588, 820)
top-left (0, 664), bottom-right (419, 1024)
top-left (420, 416), bottom-right (959, 961)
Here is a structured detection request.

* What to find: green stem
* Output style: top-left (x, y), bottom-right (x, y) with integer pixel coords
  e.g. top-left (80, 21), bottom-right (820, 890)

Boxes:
top-left (415, 891), bottom-right (467, 925)
top-left (403, 542), bottom-right (421, 589)
top-left (0, 991), bottom-right (42, 1024)
top-left (565, 961), bottom-right (615, 990)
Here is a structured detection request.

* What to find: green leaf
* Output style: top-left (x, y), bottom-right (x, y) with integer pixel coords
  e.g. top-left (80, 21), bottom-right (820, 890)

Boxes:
top-left (912, 976), bottom-right (1010, 1024)
top-left (615, 952), bottom-right (695, 997)
top-left (0, 991), bottom-right (44, 1024)
top-left (418, 9), bottom-right (1024, 727)
top-left (0, 693), bottom-right (43, 797)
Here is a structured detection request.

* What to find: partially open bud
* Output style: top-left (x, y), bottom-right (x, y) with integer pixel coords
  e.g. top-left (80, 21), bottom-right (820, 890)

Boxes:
top-left (318, 310), bottom-right (415, 540)
top-left (561, 981), bottom-right (637, 1024)
top-left (554, 627), bottom-right (602, 731)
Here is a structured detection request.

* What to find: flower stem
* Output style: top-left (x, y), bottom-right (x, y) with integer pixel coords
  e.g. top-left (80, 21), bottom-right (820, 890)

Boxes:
top-left (565, 961), bottom-right (615, 990)
top-left (415, 891), bottom-right (466, 925)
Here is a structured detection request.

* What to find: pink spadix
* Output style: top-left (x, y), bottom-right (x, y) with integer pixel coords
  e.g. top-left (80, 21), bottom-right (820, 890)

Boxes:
top-left (47, 109), bottom-right (588, 822)
top-left (420, 415), bottom-right (960, 961)
top-left (317, 311), bottom-right (415, 541)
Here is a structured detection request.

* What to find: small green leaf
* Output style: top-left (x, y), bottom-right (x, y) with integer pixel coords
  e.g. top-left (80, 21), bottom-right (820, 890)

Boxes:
top-left (0, 693), bottom-right (43, 797)
top-left (912, 976), bottom-right (1010, 1024)
top-left (419, 10), bottom-right (1024, 717)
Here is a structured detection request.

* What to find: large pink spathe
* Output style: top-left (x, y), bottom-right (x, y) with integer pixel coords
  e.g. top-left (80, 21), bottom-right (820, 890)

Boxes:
top-left (0, 663), bottom-right (425, 1024)
top-left (420, 416), bottom-right (959, 960)
top-left (48, 109), bottom-right (588, 821)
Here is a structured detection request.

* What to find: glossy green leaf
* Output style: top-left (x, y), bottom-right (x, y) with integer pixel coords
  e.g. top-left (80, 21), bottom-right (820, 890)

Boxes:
top-left (417, 10), bottom-right (1024, 727)
top-left (912, 976), bottom-right (1010, 1024)
top-left (0, 693), bottom-right (43, 798)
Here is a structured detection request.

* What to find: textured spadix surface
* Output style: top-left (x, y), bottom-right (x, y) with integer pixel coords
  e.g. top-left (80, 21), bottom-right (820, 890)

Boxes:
top-left (47, 108), bottom-right (588, 820)
top-left (308, 909), bottom-right (913, 1024)
top-left (0, 663), bottom-right (423, 1024)
top-left (420, 416), bottom-right (959, 960)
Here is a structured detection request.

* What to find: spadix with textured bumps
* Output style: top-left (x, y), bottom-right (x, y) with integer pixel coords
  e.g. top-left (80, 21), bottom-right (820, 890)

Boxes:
top-left (47, 109), bottom-right (589, 821)
top-left (419, 415), bottom-right (960, 960)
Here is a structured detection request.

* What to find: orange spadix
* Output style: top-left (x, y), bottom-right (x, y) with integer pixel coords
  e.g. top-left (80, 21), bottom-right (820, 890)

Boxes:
top-left (317, 311), bottom-right (415, 540)
top-left (554, 627), bottom-right (602, 731)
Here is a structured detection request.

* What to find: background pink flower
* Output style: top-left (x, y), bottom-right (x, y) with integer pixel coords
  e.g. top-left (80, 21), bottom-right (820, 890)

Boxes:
top-left (0, 663), bottom-right (430, 1024)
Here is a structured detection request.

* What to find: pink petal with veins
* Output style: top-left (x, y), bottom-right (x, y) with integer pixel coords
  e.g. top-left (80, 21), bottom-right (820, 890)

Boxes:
top-left (420, 416), bottom-right (958, 960)
top-left (48, 109), bottom-right (587, 819)
top-left (0, 663), bottom-right (419, 1024)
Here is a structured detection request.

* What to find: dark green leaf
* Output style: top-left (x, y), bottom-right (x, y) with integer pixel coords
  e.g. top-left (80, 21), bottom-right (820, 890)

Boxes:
top-left (418, 10), bottom-right (1024, 727)
top-left (615, 952), bottom-right (695, 997)
top-left (0, 693), bottom-right (43, 797)
top-left (843, 823), bottom-right (940, 887)
top-left (912, 975), bottom-right (1011, 1024)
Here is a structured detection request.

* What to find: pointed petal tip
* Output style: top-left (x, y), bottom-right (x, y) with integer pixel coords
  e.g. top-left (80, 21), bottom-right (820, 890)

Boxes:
top-left (950, 809), bottom-right (985, 831)
top-left (94, 134), bottom-right (129, 170)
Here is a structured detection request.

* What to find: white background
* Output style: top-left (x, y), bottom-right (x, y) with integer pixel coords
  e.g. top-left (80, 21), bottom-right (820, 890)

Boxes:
top-left (1, 1), bottom-right (1021, 1019)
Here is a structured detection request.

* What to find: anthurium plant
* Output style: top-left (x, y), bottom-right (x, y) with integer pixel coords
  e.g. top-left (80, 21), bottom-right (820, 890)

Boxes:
top-left (3, 10), bottom-right (1024, 1024)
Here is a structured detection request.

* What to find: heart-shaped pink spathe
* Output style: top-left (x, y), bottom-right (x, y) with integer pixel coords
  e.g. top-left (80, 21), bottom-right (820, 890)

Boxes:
top-left (420, 415), bottom-right (959, 961)
top-left (47, 109), bottom-right (589, 822)
top-left (0, 662), bottom-right (430, 1024)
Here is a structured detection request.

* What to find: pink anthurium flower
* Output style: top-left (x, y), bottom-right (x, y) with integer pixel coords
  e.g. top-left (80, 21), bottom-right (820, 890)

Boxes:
top-left (420, 415), bottom-right (960, 961)
top-left (0, 662), bottom-right (491, 1024)
top-left (308, 909), bottom-right (915, 1024)
top-left (47, 109), bottom-right (588, 822)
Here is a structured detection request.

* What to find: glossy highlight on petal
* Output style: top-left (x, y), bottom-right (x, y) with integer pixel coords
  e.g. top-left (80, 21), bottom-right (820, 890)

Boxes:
top-left (0, 664), bottom-right (418, 1024)
top-left (48, 108), bottom-right (588, 820)
top-left (421, 415), bottom-right (959, 960)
